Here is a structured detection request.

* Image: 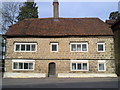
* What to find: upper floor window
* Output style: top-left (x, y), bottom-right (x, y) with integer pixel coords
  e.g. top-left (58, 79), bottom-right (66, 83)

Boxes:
top-left (70, 43), bottom-right (88, 52)
top-left (50, 43), bottom-right (58, 52)
top-left (97, 43), bottom-right (105, 52)
top-left (14, 43), bottom-right (37, 52)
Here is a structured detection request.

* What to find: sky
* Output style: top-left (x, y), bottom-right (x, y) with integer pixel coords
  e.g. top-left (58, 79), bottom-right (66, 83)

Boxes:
top-left (36, 2), bottom-right (119, 21)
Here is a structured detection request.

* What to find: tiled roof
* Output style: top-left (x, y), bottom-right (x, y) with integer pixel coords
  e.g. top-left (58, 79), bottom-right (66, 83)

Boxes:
top-left (5, 18), bottom-right (113, 36)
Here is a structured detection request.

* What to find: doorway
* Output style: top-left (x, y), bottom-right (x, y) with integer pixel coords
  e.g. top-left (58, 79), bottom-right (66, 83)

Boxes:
top-left (48, 62), bottom-right (56, 77)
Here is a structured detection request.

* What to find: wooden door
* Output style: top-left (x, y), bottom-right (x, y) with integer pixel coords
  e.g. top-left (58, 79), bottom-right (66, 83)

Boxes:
top-left (48, 62), bottom-right (56, 77)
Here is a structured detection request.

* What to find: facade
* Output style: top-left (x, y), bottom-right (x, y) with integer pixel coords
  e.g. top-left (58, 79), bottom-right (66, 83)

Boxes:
top-left (4, 1), bottom-right (117, 78)
top-left (111, 20), bottom-right (120, 76)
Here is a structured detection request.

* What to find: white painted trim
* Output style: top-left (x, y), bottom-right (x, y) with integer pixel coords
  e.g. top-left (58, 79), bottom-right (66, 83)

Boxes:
top-left (70, 43), bottom-right (88, 52)
top-left (98, 60), bottom-right (106, 71)
top-left (97, 43), bottom-right (105, 52)
top-left (12, 59), bottom-right (35, 62)
top-left (70, 60), bottom-right (89, 71)
top-left (50, 43), bottom-right (58, 52)
top-left (71, 60), bottom-right (88, 62)
top-left (12, 59), bottom-right (35, 71)
top-left (58, 73), bottom-right (117, 78)
top-left (4, 72), bottom-right (46, 78)
top-left (14, 43), bottom-right (37, 52)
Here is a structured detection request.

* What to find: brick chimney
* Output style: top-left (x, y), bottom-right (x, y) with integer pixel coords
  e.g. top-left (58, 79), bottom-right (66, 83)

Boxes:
top-left (53, 0), bottom-right (59, 18)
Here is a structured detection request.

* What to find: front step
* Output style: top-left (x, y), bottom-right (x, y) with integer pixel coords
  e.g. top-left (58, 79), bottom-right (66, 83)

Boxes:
top-left (48, 75), bottom-right (57, 78)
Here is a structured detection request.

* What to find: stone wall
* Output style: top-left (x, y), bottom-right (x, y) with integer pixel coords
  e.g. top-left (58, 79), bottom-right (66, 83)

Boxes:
top-left (4, 36), bottom-right (116, 77)
top-left (6, 37), bottom-right (115, 60)
top-left (5, 60), bottom-right (116, 74)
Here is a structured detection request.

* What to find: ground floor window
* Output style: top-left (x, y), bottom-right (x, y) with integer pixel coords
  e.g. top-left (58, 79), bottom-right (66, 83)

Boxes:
top-left (71, 60), bottom-right (89, 71)
top-left (98, 60), bottom-right (106, 71)
top-left (12, 60), bottom-right (35, 70)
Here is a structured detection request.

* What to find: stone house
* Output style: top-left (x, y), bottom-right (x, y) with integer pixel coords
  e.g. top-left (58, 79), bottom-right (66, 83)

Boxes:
top-left (3, 1), bottom-right (117, 78)
top-left (111, 20), bottom-right (120, 76)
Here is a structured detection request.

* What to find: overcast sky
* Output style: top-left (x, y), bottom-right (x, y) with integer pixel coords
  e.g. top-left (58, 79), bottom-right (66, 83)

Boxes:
top-left (36, 2), bottom-right (119, 21)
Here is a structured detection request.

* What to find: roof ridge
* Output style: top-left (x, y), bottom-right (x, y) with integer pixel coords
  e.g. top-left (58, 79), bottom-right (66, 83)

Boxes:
top-left (22, 17), bottom-right (100, 21)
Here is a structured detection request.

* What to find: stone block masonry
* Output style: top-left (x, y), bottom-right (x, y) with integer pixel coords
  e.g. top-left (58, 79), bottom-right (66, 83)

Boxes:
top-left (4, 36), bottom-right (117, 78)
top-left (6, 37), bottom-right (114, 60)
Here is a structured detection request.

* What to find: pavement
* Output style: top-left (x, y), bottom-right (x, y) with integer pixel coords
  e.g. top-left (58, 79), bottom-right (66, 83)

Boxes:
top-left (2, 77), bottom-right (120, 88)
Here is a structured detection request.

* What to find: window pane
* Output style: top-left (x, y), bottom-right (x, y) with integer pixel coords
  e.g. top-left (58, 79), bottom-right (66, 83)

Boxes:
top-left (82, 44), bottom-right (87, 51)
top-left (77, 63), bottom-right (81, 70)
top-left (72, 63), bottom-right (76, 70)
top-left (26, 44), bottom-right (30, 51)
top-left (83, 63), bottom-right (87, 70)
top-left (16, 44), bottom-right (20, 51)
top-left (71, 44), bottom-right (76, 51)
top-left (52, 44), bottom-right (57, 51)
top-left (31, 44), bottom-right (35, 51)
top-left (24, 63), bottom-right (28, 69)
top-left (98, 44), bottom-right (103, 51)
top-left (99, 63), bottom-right (104, 70)
top-left (29, 63), bottom-right (33, 69)
top-left (13, 62), bottom-right (19, 69)
top-left (21, 44), bottom-right (25, 51)
top-left (19, 63), bottom-right (23, 69)
top-left (77, 44), bottom-right (81, 51)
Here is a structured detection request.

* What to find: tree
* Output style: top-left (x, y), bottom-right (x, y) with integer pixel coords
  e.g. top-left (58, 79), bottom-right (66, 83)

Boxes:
top-left (0, 2), bottom-right (22, 33)
top-left (109, 11), bottom-right (120, 20)
top-left (17, 2), bottom-right (38, 21)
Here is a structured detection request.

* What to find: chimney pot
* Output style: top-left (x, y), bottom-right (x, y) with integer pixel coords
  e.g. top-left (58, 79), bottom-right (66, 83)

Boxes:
top-left (53, 0), bottom-right (59, 18)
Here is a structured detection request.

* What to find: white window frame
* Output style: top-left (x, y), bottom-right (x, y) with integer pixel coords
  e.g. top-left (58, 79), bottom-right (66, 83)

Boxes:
top-left (50, 43), bottom-right (58, 52)
top-left (98, 60), bottom-right (106, 71)
top-left (97, 43), bottom-right (105, 52)
top-left (70, 60), bottom-right (89, 71)
top-left (14, 43), bottom-right (37, 52)
top-left (12, 59), bottom-right (35, 71)
top-left (70, 43), bottom-right (88, 52)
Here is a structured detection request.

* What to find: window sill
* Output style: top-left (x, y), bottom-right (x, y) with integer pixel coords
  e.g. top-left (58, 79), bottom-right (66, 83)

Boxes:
top-left (97, 51), bottom-right (105, 52)
top-left (71, 70), bottom-right (89, 71)
top-left (12, 69), bottom-right (34, 71)
top-left (98, 70), bottom-right (106, 72)
top-left (14, 51), bottom-right (36, 52)
top-left (70, 51), bottom-right (88, 52)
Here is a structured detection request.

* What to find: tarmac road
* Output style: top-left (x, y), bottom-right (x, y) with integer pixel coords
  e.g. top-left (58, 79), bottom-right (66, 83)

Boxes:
top-left (2, 77), bottom-right (119, 88)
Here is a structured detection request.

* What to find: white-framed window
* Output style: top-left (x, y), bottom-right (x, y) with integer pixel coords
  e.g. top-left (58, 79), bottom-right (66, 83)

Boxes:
top-left (50, 43), bottom-right (58, 52)
top-left (98, 60), bottom-right (106, 71)
top-left (71, 60), bottom-right (89, 71)
top-left (97, 43), bottom-right (105, 52)
top-left (14, 43), bottom-right (37, 52)
top-left (12, 60), bottom-right (35, 70)
top-left (70, 43), bottom-right (88, 52)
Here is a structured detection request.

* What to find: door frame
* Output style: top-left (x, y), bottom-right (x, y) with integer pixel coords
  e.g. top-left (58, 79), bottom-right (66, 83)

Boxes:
top-left (48, 62), bottom-right (56, 77)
